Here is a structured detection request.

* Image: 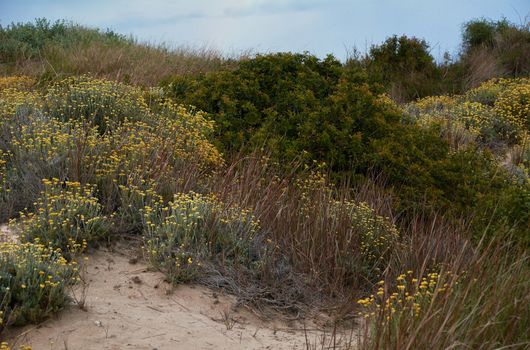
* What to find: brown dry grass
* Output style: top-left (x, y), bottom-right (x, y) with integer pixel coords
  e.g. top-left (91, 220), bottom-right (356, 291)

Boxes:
top-left (1, 26), bottom-right (246, 85)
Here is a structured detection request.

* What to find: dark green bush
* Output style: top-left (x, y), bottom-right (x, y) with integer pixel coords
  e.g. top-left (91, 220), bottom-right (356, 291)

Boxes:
top-left (361, 35), bottom-right (441, 101)
top-left (462, 18), bottom-right (510, 51)
top-left (461, 18), bottom-right (530, 81)
top-left (163, 53), bottom-right (528, 241)
top-left (163, 52), bottom-right (343, 152)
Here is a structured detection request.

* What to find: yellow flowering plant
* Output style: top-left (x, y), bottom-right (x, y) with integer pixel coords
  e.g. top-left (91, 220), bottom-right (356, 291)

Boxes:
top-left (0, 342), bottom-right (32, 350)
top-left (0, 75), bottom-right (223, 224)
top-left (43, 75), bottom-right (150, 133)
top-left (408, 77), bottom-right (530, 146)
top-left (14, 178), bottom-right (108, 253)
top-left (0, 76), bottom-right (35, 92)
top-left (0, 240), bottom-right (80, 331)
top-left (143, 192), bottom-right (260, 284)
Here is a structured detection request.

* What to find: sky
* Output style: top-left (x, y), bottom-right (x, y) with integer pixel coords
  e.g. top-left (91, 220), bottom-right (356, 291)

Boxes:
top-left (1, 0), bottom-right (529, 60)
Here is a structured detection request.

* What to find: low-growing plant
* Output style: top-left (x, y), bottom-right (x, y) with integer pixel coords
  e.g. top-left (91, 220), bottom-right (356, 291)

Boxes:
top-left (0, 76), bottom-right (36, 91)
top-left (409, 77), bottom-right (530, 146)
top-left (115, 178), bottom-right (164, 234)
top-left (0, 75), bottom-right (222, 223)
top-left (0, 241), bottom-right (80, 330)
top-left (43, 75), bottom-right (150, 133)
top-left (14, 178), bottom-right (108, 251)
top-left (143, 192), bottom-right (260, 284)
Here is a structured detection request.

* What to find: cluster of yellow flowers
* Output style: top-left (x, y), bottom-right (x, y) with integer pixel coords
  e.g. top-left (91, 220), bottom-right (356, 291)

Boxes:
top-left (1, 75), bottom-right (222, 181)
top-left (296, 167), bottom-right (329, 209)
top-left (115, 179), bottom-right (164, 232)
top-left (345, 201), bottom-right (400, 270)
top-left (0, 76), bottom-right (39, 118)
top-left (144, 191), bottom-right (260, 245)
top-left (0, 150), bottom-right (8, 192)
top-left (0, 88), bottom-right (41, 118)
top-left (494, 81), bottom-right (530, 133)
top-left (9, 117), bottom-right (78, 164)
top-left (357, 270), bottom-right (453, 322)
top-left (409, 77), bottom-right (530, 145)
top-left (14, 178), bottom-right (106, 251)
top-left (0, 240), bottom-right (80, 329)
top-left (143, 192), bottom-right (260, 283)
top-left (43, 75), bottom-right (150, 129)
top-left (413, 95), bottom-right (457, 112)
top-left (0, 342), bottom-right (32, 350)
top-left (0, 76), bottom-right (35, 91)
top-left (0, 75), bottom-right (230, 333)
top-left (1, 73), bottom-right (223, 231)
top-left (39, 77), bottom-right (225, 171)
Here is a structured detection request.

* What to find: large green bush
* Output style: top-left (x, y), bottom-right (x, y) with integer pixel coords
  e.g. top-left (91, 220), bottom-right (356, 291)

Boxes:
top-left (361, 35), bottom-right (442, 101)
top-left (163, 52), bottom-right (343, 152)
top-left (163, 53), bottom-right (528, 240)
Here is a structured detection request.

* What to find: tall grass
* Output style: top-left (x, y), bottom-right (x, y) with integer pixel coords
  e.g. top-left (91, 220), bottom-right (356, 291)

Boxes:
top-left (358, 237), bottom-right (530, 349)
top-left (0, 19), bottom-right (242, 85)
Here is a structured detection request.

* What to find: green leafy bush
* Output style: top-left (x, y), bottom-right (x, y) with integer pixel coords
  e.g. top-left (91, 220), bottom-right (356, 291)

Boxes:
top-left (164, 53), bottom-right (527, 241)
top-left (163, 52), bottom-right (344, 153)
top-left (361, 35), bottom-right (441, 101)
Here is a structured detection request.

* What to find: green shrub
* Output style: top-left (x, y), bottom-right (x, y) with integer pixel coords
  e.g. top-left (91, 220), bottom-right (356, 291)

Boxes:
top-left (362, 35), bottom-right (441, 101)
top-left (163, 52), bottom-right (344, 153)
top-left (164, 53), bottom-right (527, 242)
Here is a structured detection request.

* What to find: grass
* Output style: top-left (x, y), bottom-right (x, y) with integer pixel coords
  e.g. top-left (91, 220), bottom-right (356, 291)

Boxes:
top-left (357, 237), bottom-right (530, 349)
top-left (0, 19), bottom-right (242, 86)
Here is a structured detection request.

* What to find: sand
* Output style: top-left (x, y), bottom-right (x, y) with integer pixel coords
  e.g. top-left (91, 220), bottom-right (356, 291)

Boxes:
top-left (3, 246), bottom-right (330, 349)
top-left (2, 222), bottom-right (358, 350)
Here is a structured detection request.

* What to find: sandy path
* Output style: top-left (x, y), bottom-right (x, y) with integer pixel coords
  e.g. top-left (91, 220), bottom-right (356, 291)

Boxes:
top-left (4, 246), bottom-right (323, 350)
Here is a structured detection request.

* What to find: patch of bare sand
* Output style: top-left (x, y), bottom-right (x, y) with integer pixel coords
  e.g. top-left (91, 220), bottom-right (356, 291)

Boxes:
top-left (4, 247), bottom-right (333, 350)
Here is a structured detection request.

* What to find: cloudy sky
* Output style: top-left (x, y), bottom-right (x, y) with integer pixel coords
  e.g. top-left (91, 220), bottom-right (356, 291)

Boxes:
top-left (1, 0), bottom-right (528, 60)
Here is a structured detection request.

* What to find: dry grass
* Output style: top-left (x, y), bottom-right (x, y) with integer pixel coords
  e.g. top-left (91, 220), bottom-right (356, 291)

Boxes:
top-left (4, 42), bottom-right (242, 86)
top-left (0, 20), bottom-right (246, 85)
top-left (464, 47), bottom-right (506, 89)
top-left (41, 41), bottom-right (242, 86)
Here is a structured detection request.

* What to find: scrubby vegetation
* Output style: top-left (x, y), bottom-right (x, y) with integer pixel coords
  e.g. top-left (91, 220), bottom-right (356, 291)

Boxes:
top-left (165, 53), bottom-right (528, 242)
top-left (0, 18), bottom-right (237, 85)
top-left (0, 17), bottom-right (528, 349)
top-left (0, 241), bottom-right (81, 329)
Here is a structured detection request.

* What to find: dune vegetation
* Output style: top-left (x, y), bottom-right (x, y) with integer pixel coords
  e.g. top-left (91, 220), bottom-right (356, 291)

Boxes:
top-left (0, 18), bottom-right (529, 349)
